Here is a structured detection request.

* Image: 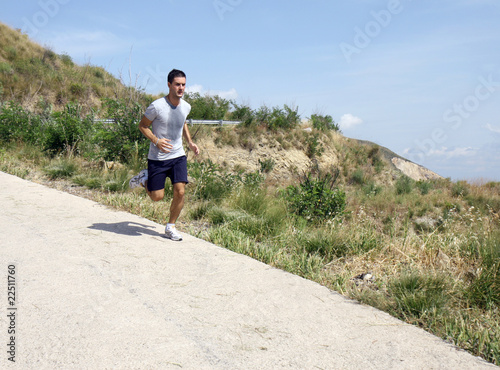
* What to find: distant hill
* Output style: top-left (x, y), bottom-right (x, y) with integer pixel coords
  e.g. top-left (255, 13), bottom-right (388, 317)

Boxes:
top-left (352, 139), bottom-right (443, 182)
top-left (0, 22), bottom-right (153, 112)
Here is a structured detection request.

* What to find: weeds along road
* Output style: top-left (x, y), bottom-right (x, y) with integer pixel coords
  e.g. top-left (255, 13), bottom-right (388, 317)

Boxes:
top-left (0, 171), bottom-right (496, 369)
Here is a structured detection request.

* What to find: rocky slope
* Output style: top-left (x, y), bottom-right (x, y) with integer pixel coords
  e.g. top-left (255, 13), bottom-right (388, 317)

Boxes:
top-left (192, 127), bottom-right (442, 186)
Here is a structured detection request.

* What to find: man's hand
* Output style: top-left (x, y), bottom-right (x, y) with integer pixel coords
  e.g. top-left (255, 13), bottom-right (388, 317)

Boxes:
top-left (188, 141), bottom-right (200, 156)
top-left (157, 138), bottom-right (173, 153)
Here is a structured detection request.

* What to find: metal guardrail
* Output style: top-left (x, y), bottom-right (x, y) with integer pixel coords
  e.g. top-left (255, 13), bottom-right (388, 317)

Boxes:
top-left (95, 119), bottom-right (115, 124)
top-left (187, 119), bottom-right (241, 126)
top-left (95, 119), bottom-right (241, 126)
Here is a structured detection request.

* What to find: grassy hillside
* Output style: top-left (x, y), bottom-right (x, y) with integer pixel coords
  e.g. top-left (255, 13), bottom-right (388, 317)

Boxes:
top-left (1, 21), bottom-right (499, 365)
top-left (0, 22), bottom-right (153, 112)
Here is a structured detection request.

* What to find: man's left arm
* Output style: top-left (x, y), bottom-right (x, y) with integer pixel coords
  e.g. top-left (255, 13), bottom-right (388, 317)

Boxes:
top-left (183, 123), bottom-right (200, 156)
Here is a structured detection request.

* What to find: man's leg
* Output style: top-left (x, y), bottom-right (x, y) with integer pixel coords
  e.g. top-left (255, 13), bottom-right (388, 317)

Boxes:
top-left (146, 185), bottom-right (164, 202)
top-left (168, 182), bottom-right (186, 224)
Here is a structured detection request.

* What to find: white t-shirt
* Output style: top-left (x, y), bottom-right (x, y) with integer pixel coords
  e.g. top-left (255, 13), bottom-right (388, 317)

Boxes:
top-left (144, 97), bottom-right (191, 161)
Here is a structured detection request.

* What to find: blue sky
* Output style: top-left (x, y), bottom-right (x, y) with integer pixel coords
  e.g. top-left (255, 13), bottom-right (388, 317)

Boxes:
top-left (3, 0), bottom-right (500, 181)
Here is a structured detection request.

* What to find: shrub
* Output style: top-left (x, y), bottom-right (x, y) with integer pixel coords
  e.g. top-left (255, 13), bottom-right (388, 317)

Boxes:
top-left (94, 98), bottom-right (147, 162)
top-left (230, 103), bottom-right (254, 126)
top-left (367, 146), bottom-right (383, 172)
top-left (395, 175), bottom-right (414, 195)
top-left (259, 158), bottom-right (275, 173)
top-left (242, 170), bottom-right (264, 188)
top-left (255, 105), bottom-right (271, 125)
top-left (5, 46), bottom-right (17, 61)
top-left (69, 83), bottom-right (85, 97)
top-left (0, 102), bottom-right (44, 145)
top-left (452, 180), bottom-right (470, 197)
top-left (351, 168), bottom-right (365, 185)
top-left (305, 133), bottom-right (324, 159)
top-left (310, 113), bottom-right (340, 132)
top-left (363, 181), bottom-right (382, 196)
top-left (60, 53), bottom-right (74, 66)
top-left (416, 180), bottom-right (432, 195)
top-left (189, 159), bottom-right (240, 202)
top-left (283, 172), bottom-right (346, 222)
top-left (268, 104), bottom-right (300, 130)
top-left (43, 102), bottom-right (93, 155)
top-left (184, 92), bottom-right (232, 120)
top-left (0, 62), bottom-right (13, 75)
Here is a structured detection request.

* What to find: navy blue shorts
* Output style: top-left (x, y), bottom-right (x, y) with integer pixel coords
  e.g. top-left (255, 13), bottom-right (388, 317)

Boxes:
top-left (147, 156), bottom-right (188, 191)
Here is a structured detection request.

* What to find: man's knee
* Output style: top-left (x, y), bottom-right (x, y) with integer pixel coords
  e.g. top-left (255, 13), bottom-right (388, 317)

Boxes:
top-left (173, 183), bottom-right (186, 198)
top-left (149, 189), bottom-right (164, 202)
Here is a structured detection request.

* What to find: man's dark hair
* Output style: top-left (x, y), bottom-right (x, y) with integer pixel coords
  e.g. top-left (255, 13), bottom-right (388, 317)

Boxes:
top-left (167, 69), bottom-right (186, 84)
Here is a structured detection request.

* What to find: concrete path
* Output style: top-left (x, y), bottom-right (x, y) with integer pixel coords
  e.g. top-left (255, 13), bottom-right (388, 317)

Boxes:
top-left (0, 171), bottom-right (496, 369)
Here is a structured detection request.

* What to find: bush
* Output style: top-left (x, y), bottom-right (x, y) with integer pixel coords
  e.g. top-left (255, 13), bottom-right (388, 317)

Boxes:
top-left (43, 103), bottom-right (93, 155)
top-left (0, 62), bottom-right (13, 75)
top-left (69, 83), bottom-right (85, 97)
top-left (283, 172), bottom-right (346, 222)
top-left (60, 53), bottom-right (74, 66)
top-left (351, 168), bottom-right (365, 185)
top-left (395, 175), bottom-right (414, 195)
top-left (230, 103), bottom-right (254, 126)
top-left (363, 181), bottom-right (382, 196)
top-left (188, 159), bottom-right (240, 202)
top-left (259, 158), bottom-right (275, 173)
top-left (305, 133), bottom-right (324, 159)
top-left (184, 92), bottom-right (232, 120)
top-left (0, 102), bottom-right (44, 145)
top-left (268, 104), bottom-right (300, 130)
top-left (416, 180), bottom-right (432, 195)
top-left (452, 180), bottom-right (470, 197)
top-left (310, 114), bottom-right (340, 132)
top-left (94, 98), bottom-right (147, 162)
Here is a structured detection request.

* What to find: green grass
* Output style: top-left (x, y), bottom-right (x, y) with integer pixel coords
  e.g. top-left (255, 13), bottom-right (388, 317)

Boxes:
top-left (44, 157), bottom-right (79, 179)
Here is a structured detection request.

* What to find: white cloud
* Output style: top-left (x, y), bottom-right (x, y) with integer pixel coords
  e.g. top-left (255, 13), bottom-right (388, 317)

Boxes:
top-left (44, 30), bottom-right (131, 59)
top-left (185, 85), bottom-right (238, 100)
top-left (428, 146), bottom-right (477, 159)
top-left (186, 84), bottom-right (204, 94)
top-left (485, 123), bottom-right (500, 134)
top-left (339, 114), bottom-right (363, 130)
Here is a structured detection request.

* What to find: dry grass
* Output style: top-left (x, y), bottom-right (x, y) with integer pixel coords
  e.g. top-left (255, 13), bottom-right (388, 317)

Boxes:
top-left (0, 22), bottom-right (155, 113)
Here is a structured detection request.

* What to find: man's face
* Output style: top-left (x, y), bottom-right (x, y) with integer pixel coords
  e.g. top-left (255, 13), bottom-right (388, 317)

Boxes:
top-left (168, 77), bottom-right (186, 98)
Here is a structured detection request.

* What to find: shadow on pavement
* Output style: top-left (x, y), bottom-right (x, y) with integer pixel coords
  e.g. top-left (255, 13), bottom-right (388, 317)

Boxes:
top-left (88, 221), bottom-right (162, 237)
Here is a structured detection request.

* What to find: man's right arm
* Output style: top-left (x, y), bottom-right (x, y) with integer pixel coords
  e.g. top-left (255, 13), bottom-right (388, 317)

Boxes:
top-left (138, 116), bottom-right (172, 152)
top-left (138, 115), bottom-right (156, 143)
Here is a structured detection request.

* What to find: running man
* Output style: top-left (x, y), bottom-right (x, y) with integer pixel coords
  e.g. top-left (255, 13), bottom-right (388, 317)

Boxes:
top-left (129, 69), bottom-right (200, 241)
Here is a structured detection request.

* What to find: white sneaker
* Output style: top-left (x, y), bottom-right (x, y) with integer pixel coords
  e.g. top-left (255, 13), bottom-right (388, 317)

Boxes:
top-left (165, 227), bottom-right (183, 241)
top-left (129, 169), bottom-right (148, 189)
